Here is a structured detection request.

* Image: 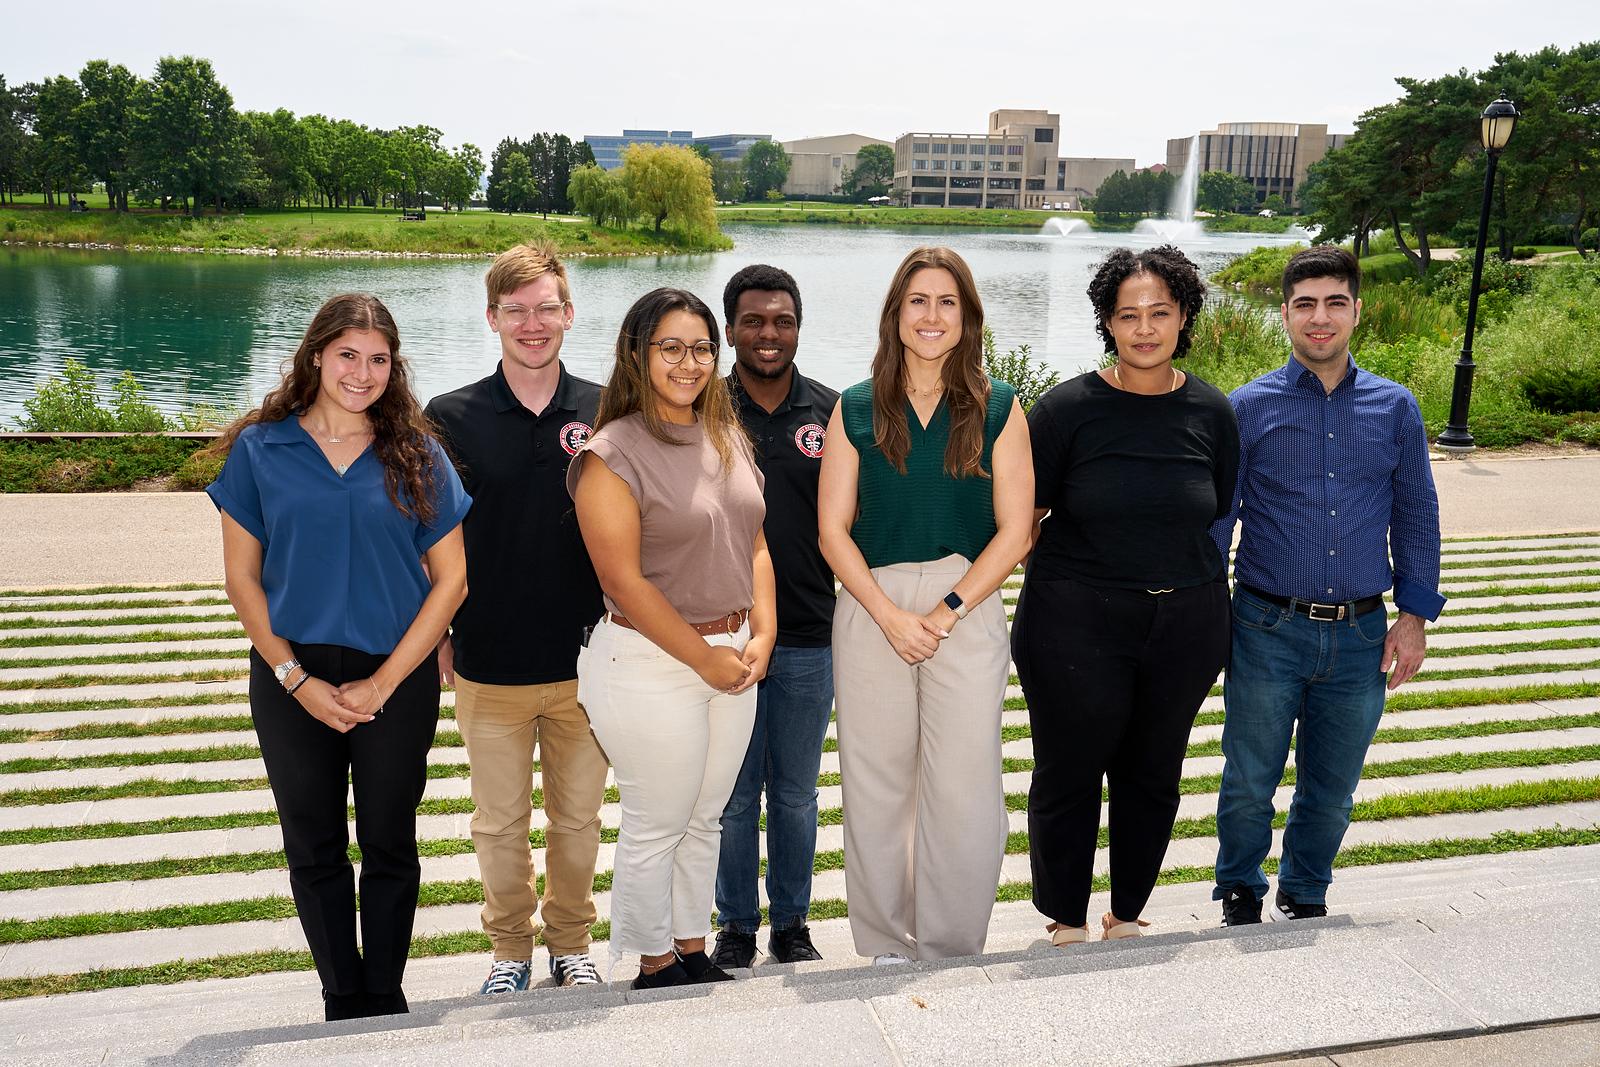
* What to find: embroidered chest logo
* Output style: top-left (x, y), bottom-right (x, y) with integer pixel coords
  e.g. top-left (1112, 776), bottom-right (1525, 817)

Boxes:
top-left (794, 423), bottom-right (826, 459)
top-left (559, 422), bottom-right (594, 456)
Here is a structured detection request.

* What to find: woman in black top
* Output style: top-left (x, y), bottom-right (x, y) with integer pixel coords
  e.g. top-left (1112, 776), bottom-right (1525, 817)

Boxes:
top-left (1014, 245), bottom-right (1239, 945)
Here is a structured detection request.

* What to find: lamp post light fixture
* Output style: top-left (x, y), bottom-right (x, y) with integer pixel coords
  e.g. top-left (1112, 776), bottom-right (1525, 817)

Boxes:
top-left (1436, 94), bottom-right (1520, 453)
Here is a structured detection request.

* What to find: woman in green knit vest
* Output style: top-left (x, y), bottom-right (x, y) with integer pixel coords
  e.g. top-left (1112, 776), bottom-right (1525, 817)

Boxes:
top-left (818, 246), bottom-right (1033, 963)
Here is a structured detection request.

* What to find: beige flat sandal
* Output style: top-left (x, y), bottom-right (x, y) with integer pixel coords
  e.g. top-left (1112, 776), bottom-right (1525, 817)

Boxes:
top-left (1047, 923), bottom-right (1089, 947)
top-left (1102, 913), bottom-right (1152, 940)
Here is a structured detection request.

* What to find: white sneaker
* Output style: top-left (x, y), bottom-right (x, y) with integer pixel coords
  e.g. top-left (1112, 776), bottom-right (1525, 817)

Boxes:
top-left (872, 952), bottom-right (913, 967)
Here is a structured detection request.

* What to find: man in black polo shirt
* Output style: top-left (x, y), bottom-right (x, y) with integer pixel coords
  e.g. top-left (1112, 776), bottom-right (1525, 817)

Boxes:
top-left (710, 264), bottom-right (840, 968)
top-left (424, 241), bottom-right (607, 993)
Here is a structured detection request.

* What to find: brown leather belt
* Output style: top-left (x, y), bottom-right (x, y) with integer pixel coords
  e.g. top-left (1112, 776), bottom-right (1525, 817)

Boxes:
top-left (609, 608), bottom-right (750, 637)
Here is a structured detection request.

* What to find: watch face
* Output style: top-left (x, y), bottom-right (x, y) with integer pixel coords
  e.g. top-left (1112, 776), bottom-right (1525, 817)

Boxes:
top-left (943, 592), bottom-right (963, 610)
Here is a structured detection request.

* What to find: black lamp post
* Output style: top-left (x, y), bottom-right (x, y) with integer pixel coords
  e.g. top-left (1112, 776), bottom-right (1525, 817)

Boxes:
top-left (1436, 94), bottom-right (1520, 453)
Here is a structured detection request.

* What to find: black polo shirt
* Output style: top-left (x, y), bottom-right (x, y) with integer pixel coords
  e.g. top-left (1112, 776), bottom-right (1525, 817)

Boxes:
top-left (729, 369), bottom-right (840, 647)
top-left (424, 363), bottom-right (604, 685)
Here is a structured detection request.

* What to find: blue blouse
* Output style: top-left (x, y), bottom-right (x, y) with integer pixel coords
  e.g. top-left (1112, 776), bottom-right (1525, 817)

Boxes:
top-left (206, 416), bottom-right (471, 655)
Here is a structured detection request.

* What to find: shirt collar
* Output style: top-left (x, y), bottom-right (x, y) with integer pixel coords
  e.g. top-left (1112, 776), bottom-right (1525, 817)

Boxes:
top-left (488, 361), bottom-right (578, 415)
top-left (727, 366), bottom-right (810, 415)
top-left (260, 415), bottom-right (309, 445)
top-left (1282, 352), bottom-right (1358, 393)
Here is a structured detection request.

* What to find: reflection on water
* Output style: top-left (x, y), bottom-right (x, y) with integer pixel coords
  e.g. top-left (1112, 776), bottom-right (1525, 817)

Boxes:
top-left (0, 224), bottom-right (1302, 420)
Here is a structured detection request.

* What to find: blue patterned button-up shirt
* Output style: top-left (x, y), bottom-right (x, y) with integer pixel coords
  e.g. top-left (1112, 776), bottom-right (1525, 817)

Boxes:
top-left (1210, 354), bottom-right (1445, 621)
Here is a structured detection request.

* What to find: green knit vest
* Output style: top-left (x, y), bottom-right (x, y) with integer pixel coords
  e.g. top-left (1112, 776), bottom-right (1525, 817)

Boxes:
top-left (842, 377), bottom-right (1015, 568)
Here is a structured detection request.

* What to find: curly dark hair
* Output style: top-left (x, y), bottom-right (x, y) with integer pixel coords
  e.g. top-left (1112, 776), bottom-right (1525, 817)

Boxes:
top-left (1087, 244), bottom-right (1206, 359)
top-left (210, 293), bottom-right (442, 524)
top-left (722, 263), bottom-right (802, 328)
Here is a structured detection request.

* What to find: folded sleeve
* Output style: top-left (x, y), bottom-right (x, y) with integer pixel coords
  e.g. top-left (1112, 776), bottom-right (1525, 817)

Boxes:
top-left (414, 439), bottom-right (473, 555)
top-left (565, 431), bottom-right (643, 508)
top-left (204, 433), bottom-right (268, 545)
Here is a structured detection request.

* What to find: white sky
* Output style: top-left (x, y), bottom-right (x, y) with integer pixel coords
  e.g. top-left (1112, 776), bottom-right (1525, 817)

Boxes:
top-left (6, 0), bottom-right (1594, 168)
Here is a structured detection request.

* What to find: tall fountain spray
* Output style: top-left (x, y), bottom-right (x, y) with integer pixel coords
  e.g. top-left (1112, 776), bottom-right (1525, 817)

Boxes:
top-left (1134, 134), bottom-right (1205, 244)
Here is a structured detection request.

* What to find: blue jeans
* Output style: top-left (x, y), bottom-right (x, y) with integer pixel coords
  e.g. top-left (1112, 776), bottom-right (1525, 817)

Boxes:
top-left (1213, 587), bottom-right (1389, 905)
top-left (715, 644), bottom-right (835, 933)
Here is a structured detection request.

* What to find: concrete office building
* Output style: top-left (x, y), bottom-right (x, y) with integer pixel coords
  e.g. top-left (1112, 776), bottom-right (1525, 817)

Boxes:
top-left (583, 130), bottom-right (772, 171)
top-left (894, 109), bottom-right (1140, 210)
top-left (1166, 122), bottom-right (1350, 208)
top-left (780, 134), bottom-right (893, 197)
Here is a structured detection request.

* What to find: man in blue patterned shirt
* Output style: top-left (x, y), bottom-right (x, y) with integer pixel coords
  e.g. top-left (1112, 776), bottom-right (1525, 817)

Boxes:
top-left (1210, 246), bottom-right (1445, 926)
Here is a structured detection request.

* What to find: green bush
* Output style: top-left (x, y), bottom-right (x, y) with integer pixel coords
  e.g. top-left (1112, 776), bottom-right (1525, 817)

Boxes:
top-left (1511, 246), bottom-right (1538, 261)
top-left (18, 359), bottom-right (170, 432)
top-left (983, 327), bottom-right (1062, 412)
top-left (1211, 243), bottom-right (1305, 293)
top-left (1581, 228), bottom-right (1598, 253)
top-left (1519, 366), bottom-right (1600, 414)
top-left (1352, 283), bottom-right (1459, 350)
top-left (1182, 300), bottom-right (1291, 393)
top-left (0, 438), bottom-right (202, 492)
top-left (1433, 252), bottom-right (1536, 323)
top-left (170, 447), bottom-right (225, 490)
top-left (1558, 413), bottom-right (1600, 446)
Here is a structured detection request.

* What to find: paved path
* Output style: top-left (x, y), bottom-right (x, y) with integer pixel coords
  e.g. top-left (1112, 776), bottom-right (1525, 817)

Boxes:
top-left (3, 454), bottom-right (1596, 588)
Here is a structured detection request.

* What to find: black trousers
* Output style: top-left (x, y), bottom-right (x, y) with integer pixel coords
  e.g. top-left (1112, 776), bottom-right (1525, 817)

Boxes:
top-left (1012, 577), bottom-right (1229, 927)
top-left (250, 644), bottom-right (440, 997)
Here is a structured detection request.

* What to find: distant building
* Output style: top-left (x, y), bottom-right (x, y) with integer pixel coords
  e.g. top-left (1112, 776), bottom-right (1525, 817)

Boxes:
top-left (893, 109), bottom-right (1140, 210)
top-left (583, 130), bottom-right (772, 171)
top-left (1166, 123), bottom-right (1350, 208)
top-left (780, 134), bottom-right (893, 197)
top-left (1057, 157), bottom-right (1137, 210)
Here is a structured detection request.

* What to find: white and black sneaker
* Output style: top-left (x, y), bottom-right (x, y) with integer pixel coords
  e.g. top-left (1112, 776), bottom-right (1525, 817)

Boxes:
top-left (479, 959), bottom-right (531, 995)
top-left (1271, 888), bottom-right (1328, 921)
top-left (550, 952), bottom-right (602, 986)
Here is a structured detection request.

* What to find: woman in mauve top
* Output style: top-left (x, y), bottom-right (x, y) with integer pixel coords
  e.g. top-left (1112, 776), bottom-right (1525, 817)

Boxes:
top-left (207, 294), bottom-right (469, 1021)
top-left (567, 287), bottom-right (775, 989)
top-left (1014, 245), bottom-right (1239, 947)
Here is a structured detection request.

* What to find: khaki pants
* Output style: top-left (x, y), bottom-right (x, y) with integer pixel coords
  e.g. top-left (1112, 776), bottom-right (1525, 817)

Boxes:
top-left (834, 554), bottom-right (1010, 960)
top-left (453, 675), bottom-right (609, 959)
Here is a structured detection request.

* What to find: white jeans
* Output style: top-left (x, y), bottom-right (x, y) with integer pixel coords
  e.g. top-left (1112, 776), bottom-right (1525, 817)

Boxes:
top-left (576, 616), bottom-right (757, 962)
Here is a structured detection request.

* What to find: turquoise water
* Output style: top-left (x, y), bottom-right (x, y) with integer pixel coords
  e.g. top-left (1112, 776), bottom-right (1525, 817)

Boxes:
top-left (0, 223), bottom-right (1302, 421)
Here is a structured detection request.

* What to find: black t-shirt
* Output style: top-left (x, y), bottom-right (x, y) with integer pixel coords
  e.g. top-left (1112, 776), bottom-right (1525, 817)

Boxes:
top-left (1028, 369), bottom-right (1240, 590)
top-left (729, 369), bottom-right (840, 647)
top-left (424, 363), bottom-right (604, 684)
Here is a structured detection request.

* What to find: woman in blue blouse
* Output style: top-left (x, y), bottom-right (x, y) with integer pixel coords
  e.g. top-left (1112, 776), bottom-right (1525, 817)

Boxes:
top-left (207, 294), bottom-right (470, 1021)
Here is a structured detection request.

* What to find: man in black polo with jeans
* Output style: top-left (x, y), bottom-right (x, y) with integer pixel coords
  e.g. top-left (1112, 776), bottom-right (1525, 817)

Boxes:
top-left (711, 264), bottom-right (840, 968)
top-left (424, 241), bottom-right (608, 993)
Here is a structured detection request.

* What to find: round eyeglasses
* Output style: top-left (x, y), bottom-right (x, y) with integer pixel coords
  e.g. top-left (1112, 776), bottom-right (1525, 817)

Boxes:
top-left (650, 339), bottom-right (719, 365)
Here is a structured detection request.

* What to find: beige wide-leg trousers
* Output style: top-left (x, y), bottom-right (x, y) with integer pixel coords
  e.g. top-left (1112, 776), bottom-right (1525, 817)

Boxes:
top-left (834, 553), bottom-right (1010, 960)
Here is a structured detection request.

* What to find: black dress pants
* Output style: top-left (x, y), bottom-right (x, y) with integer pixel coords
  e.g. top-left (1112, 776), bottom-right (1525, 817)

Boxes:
top-left (1012, 578), bottom-right (1229, 927)
top-left (250, 644), bottom-right (440, 998)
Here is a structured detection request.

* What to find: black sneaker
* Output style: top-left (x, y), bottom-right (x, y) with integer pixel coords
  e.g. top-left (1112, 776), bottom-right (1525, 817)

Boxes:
top-left (1219, 885), bottom-right (1263, 927)
top-left (711, 928), bottom-right (757, 969)
top-left (631, 961), bottom-right (692, 990)
top-left (768, 924), bottom-right (823, 963)
top-left (1271, 888), bottom-right (1328, 921)
top-left (675, 949), bottom-right (735, 983)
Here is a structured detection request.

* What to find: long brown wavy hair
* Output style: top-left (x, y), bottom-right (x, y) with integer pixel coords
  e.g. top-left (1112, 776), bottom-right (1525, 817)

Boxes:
top-left (210, 293), bottom-right (441, 524)
top-left (593, 287), bottom-right (749, 471)
top-left (871, 246), bottom-right (992, 478)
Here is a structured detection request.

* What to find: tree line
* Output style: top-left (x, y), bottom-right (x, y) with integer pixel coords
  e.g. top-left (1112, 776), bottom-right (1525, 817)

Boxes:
top-left (0, 57), bottom-right (487, 214)
top-left (1303, 41), bottom-right (1600, 273)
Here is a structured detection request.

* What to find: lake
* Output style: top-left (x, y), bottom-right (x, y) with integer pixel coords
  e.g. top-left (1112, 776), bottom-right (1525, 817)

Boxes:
top-left (0, 223), bottom-right (1304, 421)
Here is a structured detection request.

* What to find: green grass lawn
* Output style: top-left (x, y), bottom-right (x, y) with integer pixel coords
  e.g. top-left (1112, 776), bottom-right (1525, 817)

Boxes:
top-left (0, 204), bottom-right (729, 257)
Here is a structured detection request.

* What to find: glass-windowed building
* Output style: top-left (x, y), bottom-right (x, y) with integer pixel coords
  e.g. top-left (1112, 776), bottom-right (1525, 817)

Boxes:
top-left (582, 130), bottom-right (772, 171)
top-left (1166, 123), bottom-right (1350, 209)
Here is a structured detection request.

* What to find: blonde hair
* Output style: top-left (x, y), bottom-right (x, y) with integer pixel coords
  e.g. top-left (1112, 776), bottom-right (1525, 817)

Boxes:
top-left (485, 239), bottom-right (571, 305)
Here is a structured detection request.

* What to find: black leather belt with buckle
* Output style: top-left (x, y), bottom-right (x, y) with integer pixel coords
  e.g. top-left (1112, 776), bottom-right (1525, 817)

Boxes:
top-left (1239, 585), bottom-right (1384, 622)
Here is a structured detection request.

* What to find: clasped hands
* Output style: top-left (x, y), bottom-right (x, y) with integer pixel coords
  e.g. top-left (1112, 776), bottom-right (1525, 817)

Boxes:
top-left (878, 603), bottom-right (960, 665)
top-left (293, 674), bottom-right (390, 733)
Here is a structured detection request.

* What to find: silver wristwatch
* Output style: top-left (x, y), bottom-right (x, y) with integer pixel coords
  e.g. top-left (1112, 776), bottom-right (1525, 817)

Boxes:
top-left (273, 658), bottom-right (302, 686)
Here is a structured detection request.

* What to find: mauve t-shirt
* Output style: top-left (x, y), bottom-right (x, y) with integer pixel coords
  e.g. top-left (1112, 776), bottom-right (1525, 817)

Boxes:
top-left (565, 413), bottom-right (766, 623)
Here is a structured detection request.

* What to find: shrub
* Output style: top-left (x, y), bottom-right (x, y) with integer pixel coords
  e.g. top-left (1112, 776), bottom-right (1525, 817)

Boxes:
top-left (18, 358), bottom-right (170, 432)
top-left (1211, 243), bottom-right (1305, 293)
top-left (983, 327), bottom-right (1061, 412)
top-left (1433, 252), bottom-right (1535, 323)
top-left (1558, 413), bottom-right (1600, 447)
top-left (1511, 246), bottom-right (1538, 261)
top-left (170, 447), bottom-right (225, 490)
top-left (1519, 366), bottom-right (1600, 414)
top-left (1581, 228), bottom-right (1598, 253)
top-left (0, 438), bottom-right (201, 492)
top-left (1352, 283), bottom-right (1459, 350)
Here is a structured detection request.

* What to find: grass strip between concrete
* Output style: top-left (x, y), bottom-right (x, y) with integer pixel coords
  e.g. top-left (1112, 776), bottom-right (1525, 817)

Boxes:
top-left (2, 827), bottom-right (1596, 1000)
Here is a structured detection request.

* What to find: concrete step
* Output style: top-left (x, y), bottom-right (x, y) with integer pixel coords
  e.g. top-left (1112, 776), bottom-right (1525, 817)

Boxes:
top-left (1, 845), bottom-right (1596, 1066)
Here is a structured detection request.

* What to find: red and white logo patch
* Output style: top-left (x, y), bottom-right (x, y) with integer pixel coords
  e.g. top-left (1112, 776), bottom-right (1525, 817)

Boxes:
top-left (559, 422), bottom-right (594, 456)
top-left (794, 423), bottom-right (826, 458)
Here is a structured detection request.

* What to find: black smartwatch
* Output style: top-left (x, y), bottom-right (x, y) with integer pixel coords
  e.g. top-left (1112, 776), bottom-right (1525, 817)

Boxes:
top-left (942, 591), bottom-right (969, 620)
